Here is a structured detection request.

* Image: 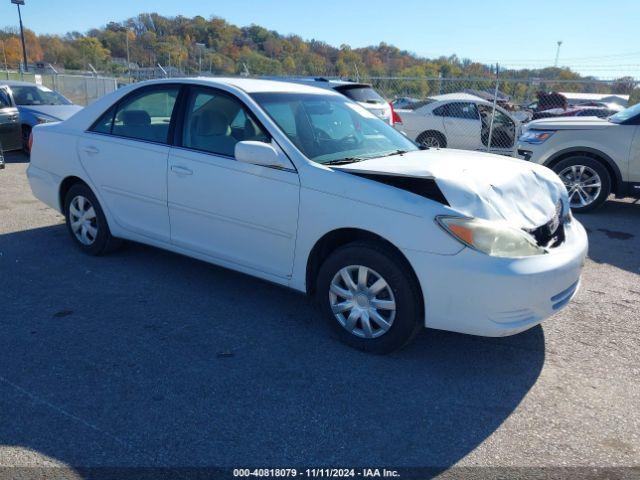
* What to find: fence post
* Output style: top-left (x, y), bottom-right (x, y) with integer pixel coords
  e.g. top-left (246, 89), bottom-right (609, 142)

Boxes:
top-left (84, 76), bottom-right (89, 105)
top-left (487, 63), bottom-right (500, 153)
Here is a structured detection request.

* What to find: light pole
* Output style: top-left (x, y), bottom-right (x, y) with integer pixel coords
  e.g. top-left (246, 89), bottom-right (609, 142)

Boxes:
top-left (195, 43), bottom-right (205, 74)
top-left (11, 0), bottom-right (28, 72)
top-left (554, 41), bottom-right (563, 67)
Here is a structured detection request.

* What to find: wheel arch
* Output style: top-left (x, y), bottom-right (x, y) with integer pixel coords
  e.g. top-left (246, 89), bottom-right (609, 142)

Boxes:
top-left (544, 147), bottom-right (623, 194)
top-left (305, 228), bottom-right (424, 315)
top-left (59, 176), bottom-right (90, 214)
top-left (416, 129), bottom-right (447, 147)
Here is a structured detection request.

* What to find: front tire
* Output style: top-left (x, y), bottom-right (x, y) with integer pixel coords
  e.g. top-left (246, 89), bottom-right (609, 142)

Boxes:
top-left (64, 183), bottom-right (121, 255)
top-left (552, 156), bottom-right (611, 212)
top-left (315, 242), bottom-right (422, 354)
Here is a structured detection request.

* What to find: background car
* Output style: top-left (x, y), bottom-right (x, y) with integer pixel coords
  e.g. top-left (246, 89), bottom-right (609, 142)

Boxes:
top-left (517, 102), bottom-right (640, 211)
top-left (0, 85), bottom-right (21, 151)
top-left (0, 80), bottom-right (83, 151)
top-left (395, 93), bottom-right (521, 155)
top-left (280, 78), bottom-right (394, 125)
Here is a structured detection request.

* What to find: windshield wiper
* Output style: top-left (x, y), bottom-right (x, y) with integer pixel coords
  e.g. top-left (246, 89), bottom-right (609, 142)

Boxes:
top-left (380, 149), bottom-right (409, 157)
top-left (323, 157), bottom-right (369, 165)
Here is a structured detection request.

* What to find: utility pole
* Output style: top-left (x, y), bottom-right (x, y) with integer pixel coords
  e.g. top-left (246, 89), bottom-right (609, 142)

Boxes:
top-left (11, 0), bottom-right (29, 72)
top-left (1, 39), bottom-right (8, 71)
top-left (195, 43), bottom-right (205, 74)
top-left (125, 29), bottom-right (132, 83)
top-left (554, 41), bottom-right (563, 67)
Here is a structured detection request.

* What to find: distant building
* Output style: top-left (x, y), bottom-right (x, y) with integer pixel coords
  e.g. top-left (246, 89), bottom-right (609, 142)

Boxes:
top-left (559, 92), bottom-right (630, 107)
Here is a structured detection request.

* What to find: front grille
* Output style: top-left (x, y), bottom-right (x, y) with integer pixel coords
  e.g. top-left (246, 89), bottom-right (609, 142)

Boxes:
top-left (524, 201), bottom-right (565, 248)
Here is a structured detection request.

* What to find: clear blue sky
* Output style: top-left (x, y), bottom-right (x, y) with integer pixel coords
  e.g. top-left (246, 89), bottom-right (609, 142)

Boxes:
top-left (1, 0), bottom-right (639, 78)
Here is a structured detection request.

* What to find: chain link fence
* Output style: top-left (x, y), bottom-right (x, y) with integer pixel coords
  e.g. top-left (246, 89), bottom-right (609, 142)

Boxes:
top-left (3, 65), bottom-right (638, 156)
top-left (1, 70), bottom-right (118, 105)
top-left (362, 76), bottom-right (638, 154)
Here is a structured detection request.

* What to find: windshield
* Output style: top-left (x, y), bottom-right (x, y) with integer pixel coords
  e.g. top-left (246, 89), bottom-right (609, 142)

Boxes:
top-left (251, 92), bottom-right (418, 164)
top-left (9, 85), bottom-right (71, 106)
top-left (609, 102), bottom-right (640, 124)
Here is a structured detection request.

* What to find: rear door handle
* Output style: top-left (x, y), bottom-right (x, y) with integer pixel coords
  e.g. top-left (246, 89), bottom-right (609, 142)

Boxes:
top-left (83, 146), bottom-right (100, 155)
top-left (171, 165), bottom-right (193, 176)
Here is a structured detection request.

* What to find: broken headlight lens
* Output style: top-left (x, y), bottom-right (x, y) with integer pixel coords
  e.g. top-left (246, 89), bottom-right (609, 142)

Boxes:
top-left (436, 216), bottom-right (546, 258)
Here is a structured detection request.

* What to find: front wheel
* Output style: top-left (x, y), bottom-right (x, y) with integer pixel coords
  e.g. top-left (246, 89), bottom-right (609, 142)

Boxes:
top-left (553, 156), bottom-right (611, 212)
top-left (315, 242), bottom-right (423, 354)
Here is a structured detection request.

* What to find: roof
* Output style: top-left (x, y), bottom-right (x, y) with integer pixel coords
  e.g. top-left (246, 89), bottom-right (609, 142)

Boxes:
top-left (428, 92), bottom-right (489, 103)
top-left (194, 76), bottom-right (344, 95)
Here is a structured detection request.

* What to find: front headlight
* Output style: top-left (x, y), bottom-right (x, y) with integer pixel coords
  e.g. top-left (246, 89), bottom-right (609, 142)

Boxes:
top-left (35, 115), bottom-right (56, 124)
top-left (436, 216), bottom-right (546, 257)
top-left (519, 129), bottom-right (555, 144)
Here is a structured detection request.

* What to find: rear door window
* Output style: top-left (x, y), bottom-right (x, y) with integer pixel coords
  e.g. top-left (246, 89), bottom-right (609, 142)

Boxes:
top-left (441, 102), bottom-right (479, 120)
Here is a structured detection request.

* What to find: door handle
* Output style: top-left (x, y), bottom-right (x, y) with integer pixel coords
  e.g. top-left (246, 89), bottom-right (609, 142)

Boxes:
top-left (171, 165), bottom-right (193, 176)
top-left (83, 146), bottom-right (100, 155)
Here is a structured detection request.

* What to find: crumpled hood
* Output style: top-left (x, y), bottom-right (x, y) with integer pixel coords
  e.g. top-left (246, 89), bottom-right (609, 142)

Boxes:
top-left (335, 149), bottom-right (566, 229)
top-left (19, 105), bottom-right (83, 121)
top-left (527, 116), bottom-right (615, 131)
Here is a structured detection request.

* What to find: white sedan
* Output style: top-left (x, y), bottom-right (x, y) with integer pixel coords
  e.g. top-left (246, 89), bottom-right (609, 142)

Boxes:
top-left (27, 78), bottom-right (587, 353)
top-left (395, 93), bottom-right (521, 156)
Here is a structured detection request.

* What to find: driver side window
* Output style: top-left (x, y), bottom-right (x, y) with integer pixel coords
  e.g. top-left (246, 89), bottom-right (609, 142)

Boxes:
top-left (181, 88), bottom-right (268, 158)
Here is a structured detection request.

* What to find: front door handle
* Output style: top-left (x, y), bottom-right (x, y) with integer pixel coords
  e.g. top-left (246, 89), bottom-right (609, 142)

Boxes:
top-left (83, 146), bottom-right (100, 155)
top-left (171, 165), bottom-right (193, 176)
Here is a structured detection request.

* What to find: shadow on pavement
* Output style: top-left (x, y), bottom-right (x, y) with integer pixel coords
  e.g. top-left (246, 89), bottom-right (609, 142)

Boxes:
top-left (2, 150), bottom-right (29, 164)
top-left (576, 198), bottom-right (640, 275)
top-left (0, 224), bottom-right (545, 475)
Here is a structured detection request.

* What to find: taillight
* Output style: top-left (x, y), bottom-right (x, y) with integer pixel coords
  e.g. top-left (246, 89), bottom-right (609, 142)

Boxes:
top-left (390, 102), bottom-right (402, 125)
top-left (28, 131), bottom-right (33, 153)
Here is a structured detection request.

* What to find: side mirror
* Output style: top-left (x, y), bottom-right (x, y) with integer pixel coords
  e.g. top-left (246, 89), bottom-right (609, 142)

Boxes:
top-left (235, 141), bottom-right (290, 170)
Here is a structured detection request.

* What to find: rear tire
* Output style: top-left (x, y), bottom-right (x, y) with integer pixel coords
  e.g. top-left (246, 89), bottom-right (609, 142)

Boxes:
top-left (552, 156), bottom-right (611, 213)
top-left (64, 183), bottom-right (122, 255)
top-left (416, 131), bottom-right (446, 149)
top-left (315, 242), bottom-right (422, 354)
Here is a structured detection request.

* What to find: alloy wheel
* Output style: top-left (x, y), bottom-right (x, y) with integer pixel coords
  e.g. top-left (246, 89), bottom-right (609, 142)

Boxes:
top-left (420, 136), bottom-right (441, 148)
top-left (558, 164), bottom-right (602, 209)
top-left (329, 265), bottom-right (396, 339)
top-left (69, 195), bottom-right (98, 245)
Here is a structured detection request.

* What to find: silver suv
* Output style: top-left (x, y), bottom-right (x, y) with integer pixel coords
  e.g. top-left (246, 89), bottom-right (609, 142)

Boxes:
top-left (517, 102), bottom-right (640, 212)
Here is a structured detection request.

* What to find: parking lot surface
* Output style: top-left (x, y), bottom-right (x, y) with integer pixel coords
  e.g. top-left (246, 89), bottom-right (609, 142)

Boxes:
top-left (1, 152), bottom-right (639, 476)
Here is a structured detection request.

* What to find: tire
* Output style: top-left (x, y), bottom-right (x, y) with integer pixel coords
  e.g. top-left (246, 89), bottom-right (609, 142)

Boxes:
top-left (64, 183), bottom-right (122, 255)
top-left (552, 156), bottom-right (611, 213)
top-left (315, 241), bottom-right (423, 354)
top-left (21, 125), bottom-right (31, 154)
top-left (416, 131), bottom-right (445, 149)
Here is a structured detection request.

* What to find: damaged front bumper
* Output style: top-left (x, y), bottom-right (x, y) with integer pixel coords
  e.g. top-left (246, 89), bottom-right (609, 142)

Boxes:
top-left (402, 218), bottom-right (588, 337)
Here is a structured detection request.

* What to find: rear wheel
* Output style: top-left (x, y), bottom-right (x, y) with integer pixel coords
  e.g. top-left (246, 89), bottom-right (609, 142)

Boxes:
top-left (416, 131), bottom-right (445, 149)
top-left (316, 242), bottom-right (422, 354)
top-left (64, 183), bottom-right (121, 255)
top-left (552, 156), bottom-right (611, 212)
